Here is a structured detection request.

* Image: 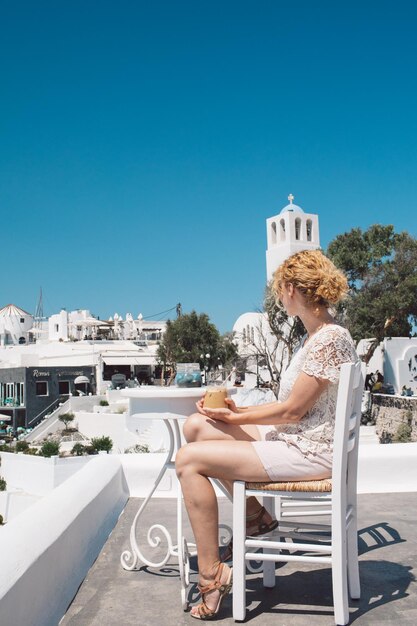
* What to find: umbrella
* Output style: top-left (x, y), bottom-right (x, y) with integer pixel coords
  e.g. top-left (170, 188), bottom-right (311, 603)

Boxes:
top-left (83, 318), bottom-right (106, 327)
top-left (74, 375), bottom-right (90, 384)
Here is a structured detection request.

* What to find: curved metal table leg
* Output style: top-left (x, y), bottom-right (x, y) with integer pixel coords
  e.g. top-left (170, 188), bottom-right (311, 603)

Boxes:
top-left (121, 418), bottom-right (177, 571)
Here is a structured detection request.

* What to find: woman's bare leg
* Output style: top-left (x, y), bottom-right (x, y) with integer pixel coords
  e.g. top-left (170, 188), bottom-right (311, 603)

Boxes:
top-left (182, 414), bottom-right (268, 517)
top-left (175, 439), bottom-right (270, 616)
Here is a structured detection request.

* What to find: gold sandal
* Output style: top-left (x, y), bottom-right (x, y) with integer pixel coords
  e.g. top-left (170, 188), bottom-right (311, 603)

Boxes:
top-left (221, 505), bottom-right (278, 562)
top-left (190, 562), bottom-right (233, 620)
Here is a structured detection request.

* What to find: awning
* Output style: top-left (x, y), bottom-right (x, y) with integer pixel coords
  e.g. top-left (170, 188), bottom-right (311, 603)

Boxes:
top-left (74, 375), bottom-right (90, 384)
top-left (103, 356), bottom-right (156, 366)
top-left (0, 413), bottom-right (12, 421)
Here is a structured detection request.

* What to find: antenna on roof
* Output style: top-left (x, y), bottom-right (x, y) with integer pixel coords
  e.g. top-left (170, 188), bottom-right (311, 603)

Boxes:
top-left (34, 287), bottom-right (44, 329)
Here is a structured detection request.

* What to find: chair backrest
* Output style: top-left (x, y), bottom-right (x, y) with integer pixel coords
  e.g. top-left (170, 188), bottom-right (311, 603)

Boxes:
top-left (332, 361), bottom-right (365, 507)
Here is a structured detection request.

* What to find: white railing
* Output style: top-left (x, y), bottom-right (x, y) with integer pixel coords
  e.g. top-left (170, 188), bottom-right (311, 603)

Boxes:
top-left (25, 398), bottom-right (72, 442)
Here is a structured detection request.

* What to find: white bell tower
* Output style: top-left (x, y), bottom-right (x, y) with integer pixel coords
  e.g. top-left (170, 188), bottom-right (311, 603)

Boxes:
top-left (266, 194), bottom-right (320, 281)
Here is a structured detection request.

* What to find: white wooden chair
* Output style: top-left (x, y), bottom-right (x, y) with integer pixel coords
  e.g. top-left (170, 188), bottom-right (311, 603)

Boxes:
top-left (232, 361), bottom-right (365, 625)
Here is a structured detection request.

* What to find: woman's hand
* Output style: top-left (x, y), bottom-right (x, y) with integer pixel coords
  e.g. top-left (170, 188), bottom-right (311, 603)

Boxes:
top-left (198, 406), bottom-right (235, 422)
top-left (224, 397), bottom-right (239, 413)
top-left (196, 395), bottom-right (206, 415)
top-left (196, 395), bottom-right (240, 417)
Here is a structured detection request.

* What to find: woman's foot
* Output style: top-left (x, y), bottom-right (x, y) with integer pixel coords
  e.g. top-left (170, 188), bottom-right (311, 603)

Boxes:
top-left (221, 505), bottom-right (278, 562)
top-left (246, 504), bottom-right (278, 536)
top-left (190, 562), bottom-right (233, 620)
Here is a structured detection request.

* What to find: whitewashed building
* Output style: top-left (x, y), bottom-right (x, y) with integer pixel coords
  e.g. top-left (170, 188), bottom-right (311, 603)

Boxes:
top-left (0, 304), bottom-right (34, 346)
top-left (266, 193), bottom-right (320, 281)
top-left (234, 194), bottom-right (320, 385)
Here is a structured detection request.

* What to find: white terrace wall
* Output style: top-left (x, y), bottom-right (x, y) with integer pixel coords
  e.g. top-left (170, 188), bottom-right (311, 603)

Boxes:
top-left (75, 411), bottom-right (140, 453)
top-left (356, 337), bottom-right (417, 394)
top-left (0, 491), bottom-right (41, 522)
top-left (383, 337), bottom-right (417, 394)
top-left (356, 441), bottom-right (417, 493)
top-left (0, 455), bottom-right (128, 626)
top-left (0, 452), bottom-right (91, 496)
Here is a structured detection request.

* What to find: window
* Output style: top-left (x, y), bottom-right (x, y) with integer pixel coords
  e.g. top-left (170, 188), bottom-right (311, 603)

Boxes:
top-left (306, 219), bottom-right (312, 241)
top-left (18, 382), bottom-right (25, 405)
top-left (36, 381), bottom-right (48, 396)
top-left (55, 324), bottom-right (59, 332)
top-left (271, 222), bottom-right (277, 245)
top-left (20, 318), bottom-right (25, 323)
top-left (280, 219), bottom-right (286, 241)
top-left (6, 383), bottom-right (14, 400)
top-left (59, 381), bottom-right (70, 395)
top-left (295, 217), bottom-right (301, 240)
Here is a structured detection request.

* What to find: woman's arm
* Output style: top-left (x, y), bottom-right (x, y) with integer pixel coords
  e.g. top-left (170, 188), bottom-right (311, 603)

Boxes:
top-left (199, 372), bottom-right (329, 426)
top-left (196, 396), bottom-right (279, 415)
top-left (229, 399), bottom-right (280, 413)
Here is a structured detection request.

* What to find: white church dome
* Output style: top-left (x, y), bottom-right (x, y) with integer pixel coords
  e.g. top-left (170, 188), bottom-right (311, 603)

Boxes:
top-left (279, 193), bottom-right (304, 214)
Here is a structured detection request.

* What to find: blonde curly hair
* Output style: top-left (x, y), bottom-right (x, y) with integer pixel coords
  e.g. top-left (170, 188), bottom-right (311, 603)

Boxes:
top-left (273, 249), bottom-right (348, 306)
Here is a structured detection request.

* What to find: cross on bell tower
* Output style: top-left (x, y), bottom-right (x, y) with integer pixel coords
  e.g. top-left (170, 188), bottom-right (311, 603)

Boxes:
top-left (265, 195), bottom-right (320, 281)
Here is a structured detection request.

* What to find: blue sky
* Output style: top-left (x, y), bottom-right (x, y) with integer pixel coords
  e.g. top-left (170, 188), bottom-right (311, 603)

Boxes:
top-left (1, 0), bottom-right (417, 332)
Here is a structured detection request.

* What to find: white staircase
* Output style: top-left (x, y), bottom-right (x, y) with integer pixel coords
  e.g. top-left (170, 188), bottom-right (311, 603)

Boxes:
top-left (25, 399), bottom-right (71, 443)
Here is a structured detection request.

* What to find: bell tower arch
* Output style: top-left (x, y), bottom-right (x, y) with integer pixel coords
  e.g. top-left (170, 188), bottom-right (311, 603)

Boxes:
top-left (266, 194), bottom-right (320, 281)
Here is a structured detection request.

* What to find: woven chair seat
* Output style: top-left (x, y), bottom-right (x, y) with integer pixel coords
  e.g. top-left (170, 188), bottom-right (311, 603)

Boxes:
top-left (246, 478), bottom-right (332, 493)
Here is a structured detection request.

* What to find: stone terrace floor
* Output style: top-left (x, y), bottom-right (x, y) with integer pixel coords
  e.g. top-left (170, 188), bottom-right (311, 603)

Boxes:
top-left (62, 492), bottom-right (417, 626)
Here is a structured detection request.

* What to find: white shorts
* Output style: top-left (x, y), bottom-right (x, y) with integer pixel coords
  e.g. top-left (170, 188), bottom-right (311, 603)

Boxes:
top-left (251, 425), bottom-right (332, 482)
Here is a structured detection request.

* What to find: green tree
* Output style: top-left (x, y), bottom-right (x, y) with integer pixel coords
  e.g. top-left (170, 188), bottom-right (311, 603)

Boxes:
top-left (58, 412), bottom-right (75, 431)
top-left (327, 225), bottom-right (417, 361)
top-left (157, 311), bottom-right (237, 381)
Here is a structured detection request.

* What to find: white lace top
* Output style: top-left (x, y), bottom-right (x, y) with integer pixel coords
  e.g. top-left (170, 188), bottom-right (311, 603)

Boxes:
top-left (264, 324), bottom-right (358, 457)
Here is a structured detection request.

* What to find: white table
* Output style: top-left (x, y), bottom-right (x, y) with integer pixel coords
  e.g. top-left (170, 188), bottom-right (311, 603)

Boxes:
top-left (119, 386), bottom-right (236, 608)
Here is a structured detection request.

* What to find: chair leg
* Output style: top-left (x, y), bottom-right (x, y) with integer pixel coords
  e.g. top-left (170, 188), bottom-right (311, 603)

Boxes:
top-left (233, 481), bottom-right (247, 621)
top-left (262, 495), bottom-right (276, 588)
top-left (332, 517), bottom-right (349, 626)
top-left (347, 514), bottom-right (360, 599)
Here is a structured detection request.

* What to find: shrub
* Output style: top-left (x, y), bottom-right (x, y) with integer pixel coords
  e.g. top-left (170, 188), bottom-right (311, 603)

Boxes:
top-left (90, 436), bottom-right (113, 453)
top-left (124, 444), bottom-right (150, 454)
top-left (0, 476), bottom-right (6, 491)
top-left (15, 440), bottom-right (30, 453)
top-left (99, 400), bottom-right (109, 406)
top-left (39, 441), bottom-right (60, 457)
top-left (0, 514), bottom-right (4, 525)
top-left (0, 444), bottom-right (12, 452)
top-left (71, 443), bottom-right (86, 456)
top-left (24, 447), bottom-right (39, 456)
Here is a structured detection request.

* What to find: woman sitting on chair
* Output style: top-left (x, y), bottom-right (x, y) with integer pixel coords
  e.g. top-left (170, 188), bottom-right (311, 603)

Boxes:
top-left (175, 249), bottom-right (358, 620)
